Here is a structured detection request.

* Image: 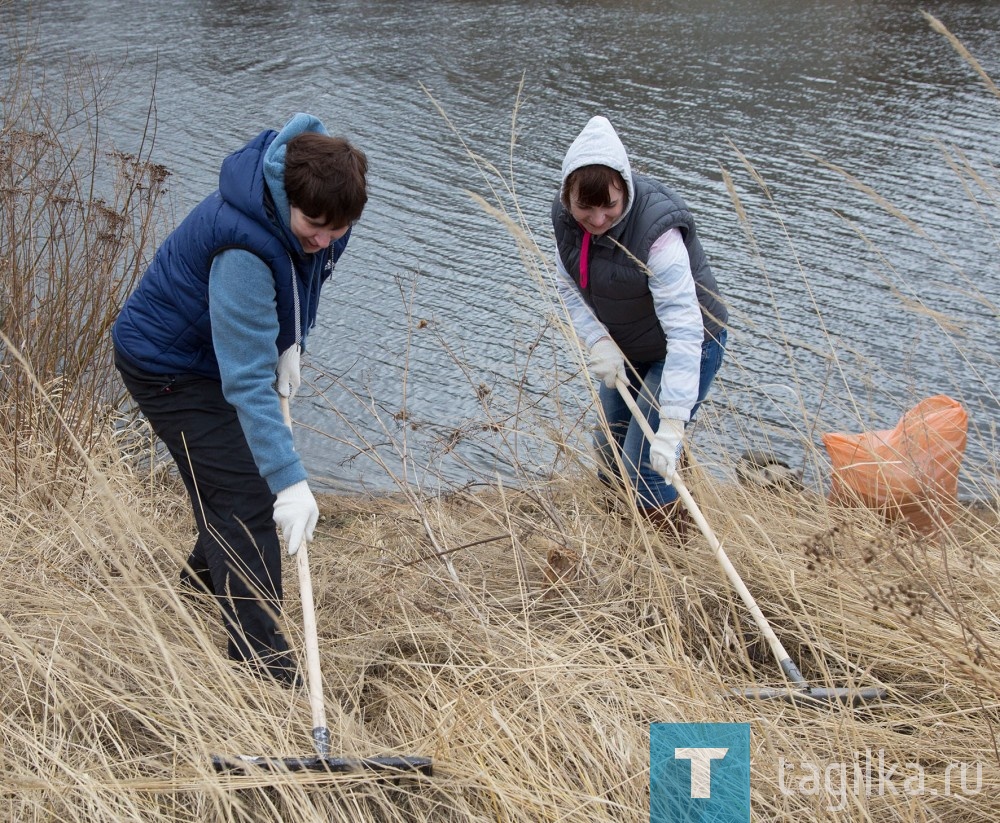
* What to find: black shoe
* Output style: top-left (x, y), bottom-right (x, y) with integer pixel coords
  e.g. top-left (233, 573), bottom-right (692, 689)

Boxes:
top-left (273, 667), bottom-right (304, 690)
top-left (245, 656), bottom-right (302, 690)
top-left (179, 565), bottom-right (216, 598)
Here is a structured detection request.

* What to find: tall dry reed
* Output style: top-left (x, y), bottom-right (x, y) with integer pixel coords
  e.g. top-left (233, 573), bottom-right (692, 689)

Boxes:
top-left (1, 48), bottom-right (168, 497)
top-left (2, 14), bottom-right (999, 823)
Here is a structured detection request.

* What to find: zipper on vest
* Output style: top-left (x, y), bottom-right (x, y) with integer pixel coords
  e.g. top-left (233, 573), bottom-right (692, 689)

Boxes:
top-left (580, 230), bottom-right (592, 290)
top-left (288, 253), bottom-right (302, 349)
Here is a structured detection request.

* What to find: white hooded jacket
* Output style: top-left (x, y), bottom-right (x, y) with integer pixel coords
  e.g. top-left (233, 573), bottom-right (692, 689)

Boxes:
top-left (553, 116), bottom-right (706, 422)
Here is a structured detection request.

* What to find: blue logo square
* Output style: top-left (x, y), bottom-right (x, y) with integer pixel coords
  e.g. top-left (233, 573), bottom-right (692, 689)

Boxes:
top-left (650, 723), bottom-right (750, 822)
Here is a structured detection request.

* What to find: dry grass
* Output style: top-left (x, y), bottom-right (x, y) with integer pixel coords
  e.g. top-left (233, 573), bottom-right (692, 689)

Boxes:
top-left (0, 47), bottom-right (168, 491)
top-left (3, 14), bottom-right (1000, 823)
top-left (2, 419), bottom-right (998, 822)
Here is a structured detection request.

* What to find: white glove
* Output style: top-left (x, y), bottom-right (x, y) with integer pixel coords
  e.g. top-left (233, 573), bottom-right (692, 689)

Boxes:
top-left (589, 337), bottom-right (626, 389)
top-left (276, 344), bottom-right (301, 399)
top-left (273, 480), bottom-right (318, 556)
top-left (649, 418), bottom-right (685, 480)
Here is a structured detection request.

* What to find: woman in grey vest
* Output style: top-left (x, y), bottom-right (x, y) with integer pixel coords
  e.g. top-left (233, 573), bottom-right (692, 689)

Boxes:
top-left (551, 116), bottom-right (728, 536)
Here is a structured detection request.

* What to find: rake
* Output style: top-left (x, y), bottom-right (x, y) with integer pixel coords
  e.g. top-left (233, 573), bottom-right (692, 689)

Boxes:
top-left (212, 396), bottom-right (433, 775)
top-left (615, 379), bottom-right (885, 707)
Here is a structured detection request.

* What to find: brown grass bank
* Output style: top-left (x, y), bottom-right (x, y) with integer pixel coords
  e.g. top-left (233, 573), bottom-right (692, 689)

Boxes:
top-left (1, 414), bottom-right (999, 821)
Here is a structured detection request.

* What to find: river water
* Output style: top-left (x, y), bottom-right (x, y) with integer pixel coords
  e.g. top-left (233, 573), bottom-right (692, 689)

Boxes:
top-left (5, 0), bottom-right (999, 496)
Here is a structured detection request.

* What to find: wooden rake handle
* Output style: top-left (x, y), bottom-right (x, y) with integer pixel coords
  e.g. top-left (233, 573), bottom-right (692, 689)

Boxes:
top-left (613, 380), bottom-right (807, 688)
top-left (280, 395), bottom-right (331, 756)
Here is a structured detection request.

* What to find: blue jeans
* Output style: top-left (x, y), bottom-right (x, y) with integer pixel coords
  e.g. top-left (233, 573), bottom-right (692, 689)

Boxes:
top-left (594, 329), bottom-right (727, 508)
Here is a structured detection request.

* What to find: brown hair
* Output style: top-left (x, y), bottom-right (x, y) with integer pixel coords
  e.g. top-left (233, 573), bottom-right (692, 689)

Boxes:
top-left (562, 164), bottom-right (627, 211)
top-left (283, 133), bottom-right (368, 227)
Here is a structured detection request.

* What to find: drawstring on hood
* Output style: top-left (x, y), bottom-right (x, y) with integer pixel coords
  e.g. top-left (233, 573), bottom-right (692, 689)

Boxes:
top-left (559, 115), bottom-right (637, 233)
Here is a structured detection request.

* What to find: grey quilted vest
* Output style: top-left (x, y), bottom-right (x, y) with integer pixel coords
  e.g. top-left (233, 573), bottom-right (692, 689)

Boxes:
top-left (552, 175), bottom-right (727, 363)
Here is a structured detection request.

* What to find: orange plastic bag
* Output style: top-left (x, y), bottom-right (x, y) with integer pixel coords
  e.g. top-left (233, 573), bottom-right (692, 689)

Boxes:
top-left (822, 395), bottom-right (968, 534)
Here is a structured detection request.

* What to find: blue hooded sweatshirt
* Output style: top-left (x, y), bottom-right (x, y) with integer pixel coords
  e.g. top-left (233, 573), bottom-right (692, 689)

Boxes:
top-left (112, 113), bottom-right (350, 493)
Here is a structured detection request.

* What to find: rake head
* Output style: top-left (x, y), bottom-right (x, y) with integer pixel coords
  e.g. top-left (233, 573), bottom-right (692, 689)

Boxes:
top-left (211, 753), bottom-right (433, 775)
top-left (735, 686), bottom-right (887, 707)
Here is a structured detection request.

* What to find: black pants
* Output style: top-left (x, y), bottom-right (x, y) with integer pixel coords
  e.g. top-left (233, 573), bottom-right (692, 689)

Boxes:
top-left (115, 351), bottom-right (295, 684)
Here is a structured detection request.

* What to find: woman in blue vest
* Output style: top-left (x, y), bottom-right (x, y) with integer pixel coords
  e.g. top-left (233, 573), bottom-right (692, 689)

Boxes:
top-left (112, 113), bottom-right (367, 684)
top-left (551, 116), bottom-right (728, 536)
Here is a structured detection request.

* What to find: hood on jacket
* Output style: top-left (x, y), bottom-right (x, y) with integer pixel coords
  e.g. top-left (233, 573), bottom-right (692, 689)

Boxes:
top-left (263, 112), bottom-right (330, 254)
top-left (216, 112), bottom-right (331, 258)
top-left (559, 115), bottom-right (636, 231)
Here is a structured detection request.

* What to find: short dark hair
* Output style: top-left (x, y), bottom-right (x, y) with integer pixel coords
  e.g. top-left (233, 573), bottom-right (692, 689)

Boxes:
top-left (283, 133), bottom-right (368, 227)
top-left (562, 164), bottom-right (627, 211)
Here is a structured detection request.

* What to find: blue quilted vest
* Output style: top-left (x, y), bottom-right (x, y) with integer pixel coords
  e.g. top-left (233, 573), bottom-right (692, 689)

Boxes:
top-left (113, 129), bottom-right (348, 377)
